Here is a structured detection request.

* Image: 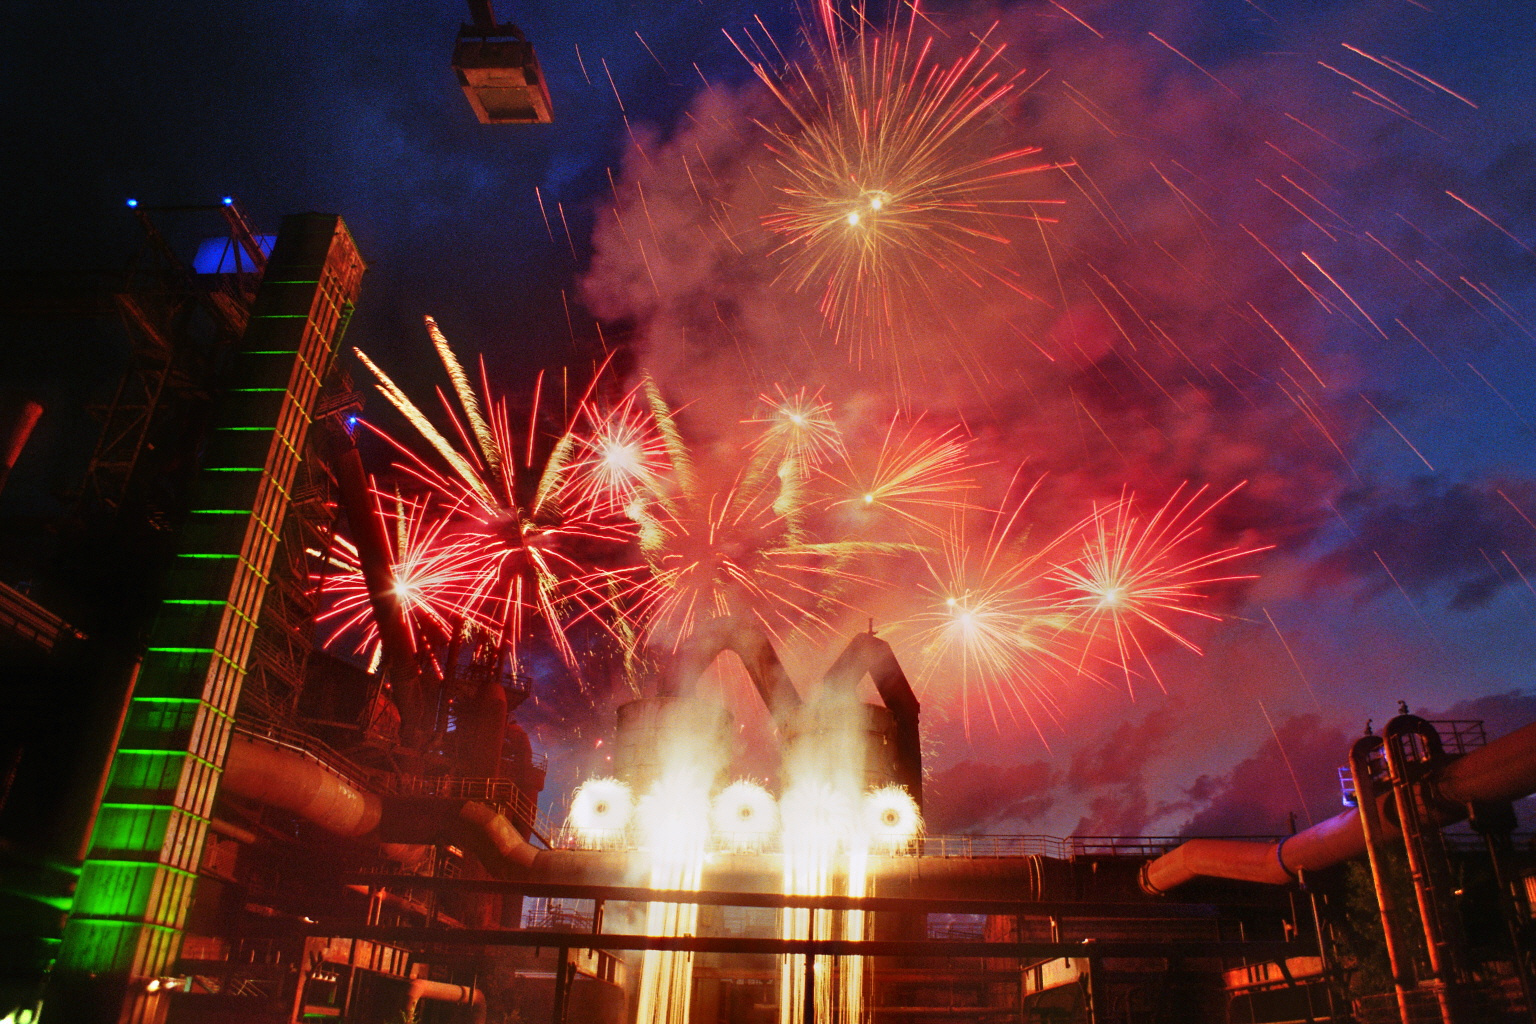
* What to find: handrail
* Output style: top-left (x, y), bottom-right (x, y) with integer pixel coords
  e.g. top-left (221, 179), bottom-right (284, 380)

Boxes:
top-left (232, 720), bottom-right (374, 792)
top-left (543, 830), bottom-right (1288, 859)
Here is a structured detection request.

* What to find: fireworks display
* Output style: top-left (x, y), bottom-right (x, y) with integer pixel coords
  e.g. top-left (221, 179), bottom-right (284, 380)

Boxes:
top-left (1050, 483), bottom-right (1274, 694)
top-left (15, 0), bottom-right (1536, 1022)
top-left (330, 335), bottom-right (1263, 729)
top-left (735, 0), bottom-right (1065, 364)
top-left (566, 776), bottom-right (635, 847)
top-left (309, 0), bottom-right (1531, 851)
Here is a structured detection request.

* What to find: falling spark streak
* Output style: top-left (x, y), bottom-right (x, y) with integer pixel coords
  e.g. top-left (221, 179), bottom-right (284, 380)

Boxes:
top-left (1258, 698), bottom-right (1314, 828)
top-left (600, 56), bottom-right (626, 114)
top-left (1359, 394), bottom-right (1434, 470)
top-left (1393, 318), bottom-right (1454, 376)
top-left (1051, 484), bottom-right (1272, 696)
top-left (1461, 278), bottom-right (1536, 340)
top-left (1300, 252), bottom-right (1389, 338)
top-left (1502, 551), bottom-right (1536, 605)
top-left (1317, 61), bottom-right (1412, 118)
top-left (1257, 178), bottom-right (1336, 241)
top-left (1372, 550), bottom-right (1441, 643)
top-left (1341, 43), bottom-right (1478, 108)
top-left (1049, 1), bottom-right (1103, 38)
top-left (1248, 302), bottom-right (1327, 387)
top-left (1262, 607), bottom-right (1321, 712)
top-left (1497, 489), bottom-right (1536, 534)
top-left (1147, 32), bottom-right (1238, 98)
top-left (634, 30), bottom-right (667, 74)
top-left (1445, 191), bottom-right (1534, 253)
top-left (1281, 175), bottom-right (1353, 229)
top-left (1465, 362), bottom-right (1534, 432)
top-left (556, 201), bottom-right (579, 261)
top-left (533, 186), bottom-right (556, 243)
top-left (1241, 226), bottom-right (1338, 313)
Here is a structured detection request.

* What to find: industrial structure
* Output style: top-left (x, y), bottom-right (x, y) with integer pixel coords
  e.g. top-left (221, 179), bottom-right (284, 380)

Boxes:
top-left (2, 205), bottom-right (1534, 1024)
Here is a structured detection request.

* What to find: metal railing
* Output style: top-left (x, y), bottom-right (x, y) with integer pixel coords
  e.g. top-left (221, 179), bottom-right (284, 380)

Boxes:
top-left (232, 719), bottom-right (375, 793)
top-left (543, 830), bottom-right (1261, 859)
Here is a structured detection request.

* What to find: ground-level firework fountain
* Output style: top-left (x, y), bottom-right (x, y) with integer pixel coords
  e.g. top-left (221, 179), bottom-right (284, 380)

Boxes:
top-left (563, 620), bottom-right (928, 1024)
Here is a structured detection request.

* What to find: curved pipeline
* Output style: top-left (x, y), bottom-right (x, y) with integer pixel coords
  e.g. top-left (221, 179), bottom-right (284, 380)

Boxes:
top-left (407, 979), bottom-right (486, 1024)
top-left (221, 733), bottom-right (383, 837)
top-left (1143, 718), bottom-right (1536, 893)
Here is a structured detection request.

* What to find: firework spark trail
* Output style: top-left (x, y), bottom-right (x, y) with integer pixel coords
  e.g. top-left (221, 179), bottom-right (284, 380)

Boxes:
top-left (821, 417), bottom-right (982, 536)
top-left (1262, 606), bottom-right (1322, 713)
top-left (1050, 483), bottom-right (1272, 696)
top-left (600, 386), bottom-right (906, 652)
top-left (351, 323), bottom-right (641, 671)
top-left (730, 0), bottom-right (1066, 361)
top-left (893, 482), bottom-right (1092, 736)
top-left (747, 385), bottom-right (845, 471)
top-left (1256, 698), bottom-right (1316, 828)
top-left (315, 492), bottom-right (486, 658)
top-left (635, 770), bottom-right (712, 1024)
top-left (1359, 394), bottom-right (1435, 471)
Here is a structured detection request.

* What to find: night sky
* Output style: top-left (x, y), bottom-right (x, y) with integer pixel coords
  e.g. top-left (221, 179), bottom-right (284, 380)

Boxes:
top-left (5, 0), bottom-right (1536, 839)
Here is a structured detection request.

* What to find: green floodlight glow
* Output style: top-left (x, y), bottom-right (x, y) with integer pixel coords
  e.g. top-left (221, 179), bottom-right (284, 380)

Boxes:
top-left (59, 212), bottom-right (366, 999)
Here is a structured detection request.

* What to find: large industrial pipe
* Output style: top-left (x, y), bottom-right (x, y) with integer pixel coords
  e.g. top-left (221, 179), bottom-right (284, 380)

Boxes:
top-left (407, 979), bottom-right (486, 1024)
top-left (221, 733), bottom-right (382, 837)
top-left (1143, 719), bottom-right (1536, 893)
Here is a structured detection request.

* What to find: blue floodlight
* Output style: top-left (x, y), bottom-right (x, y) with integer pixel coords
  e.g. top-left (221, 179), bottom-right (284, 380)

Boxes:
top-left (221, 196), bottom-right (234, 206)
top-left (126, 198), bottom-right (138, 208)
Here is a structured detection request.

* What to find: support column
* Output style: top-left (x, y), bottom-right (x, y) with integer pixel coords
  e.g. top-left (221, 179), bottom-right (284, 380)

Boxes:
top-left (48, 215), bottom-right (365, 1024)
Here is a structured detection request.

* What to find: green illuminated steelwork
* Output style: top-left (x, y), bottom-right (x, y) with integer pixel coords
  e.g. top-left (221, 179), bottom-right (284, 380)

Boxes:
top-left (51, 214), bottom-right (365, 1024)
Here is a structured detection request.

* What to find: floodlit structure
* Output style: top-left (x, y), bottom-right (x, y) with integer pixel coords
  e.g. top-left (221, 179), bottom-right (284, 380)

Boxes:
top-left (1, 206), bottom-right (1533, 1024)
top-left (451, 0), bottom-right (554, 124)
